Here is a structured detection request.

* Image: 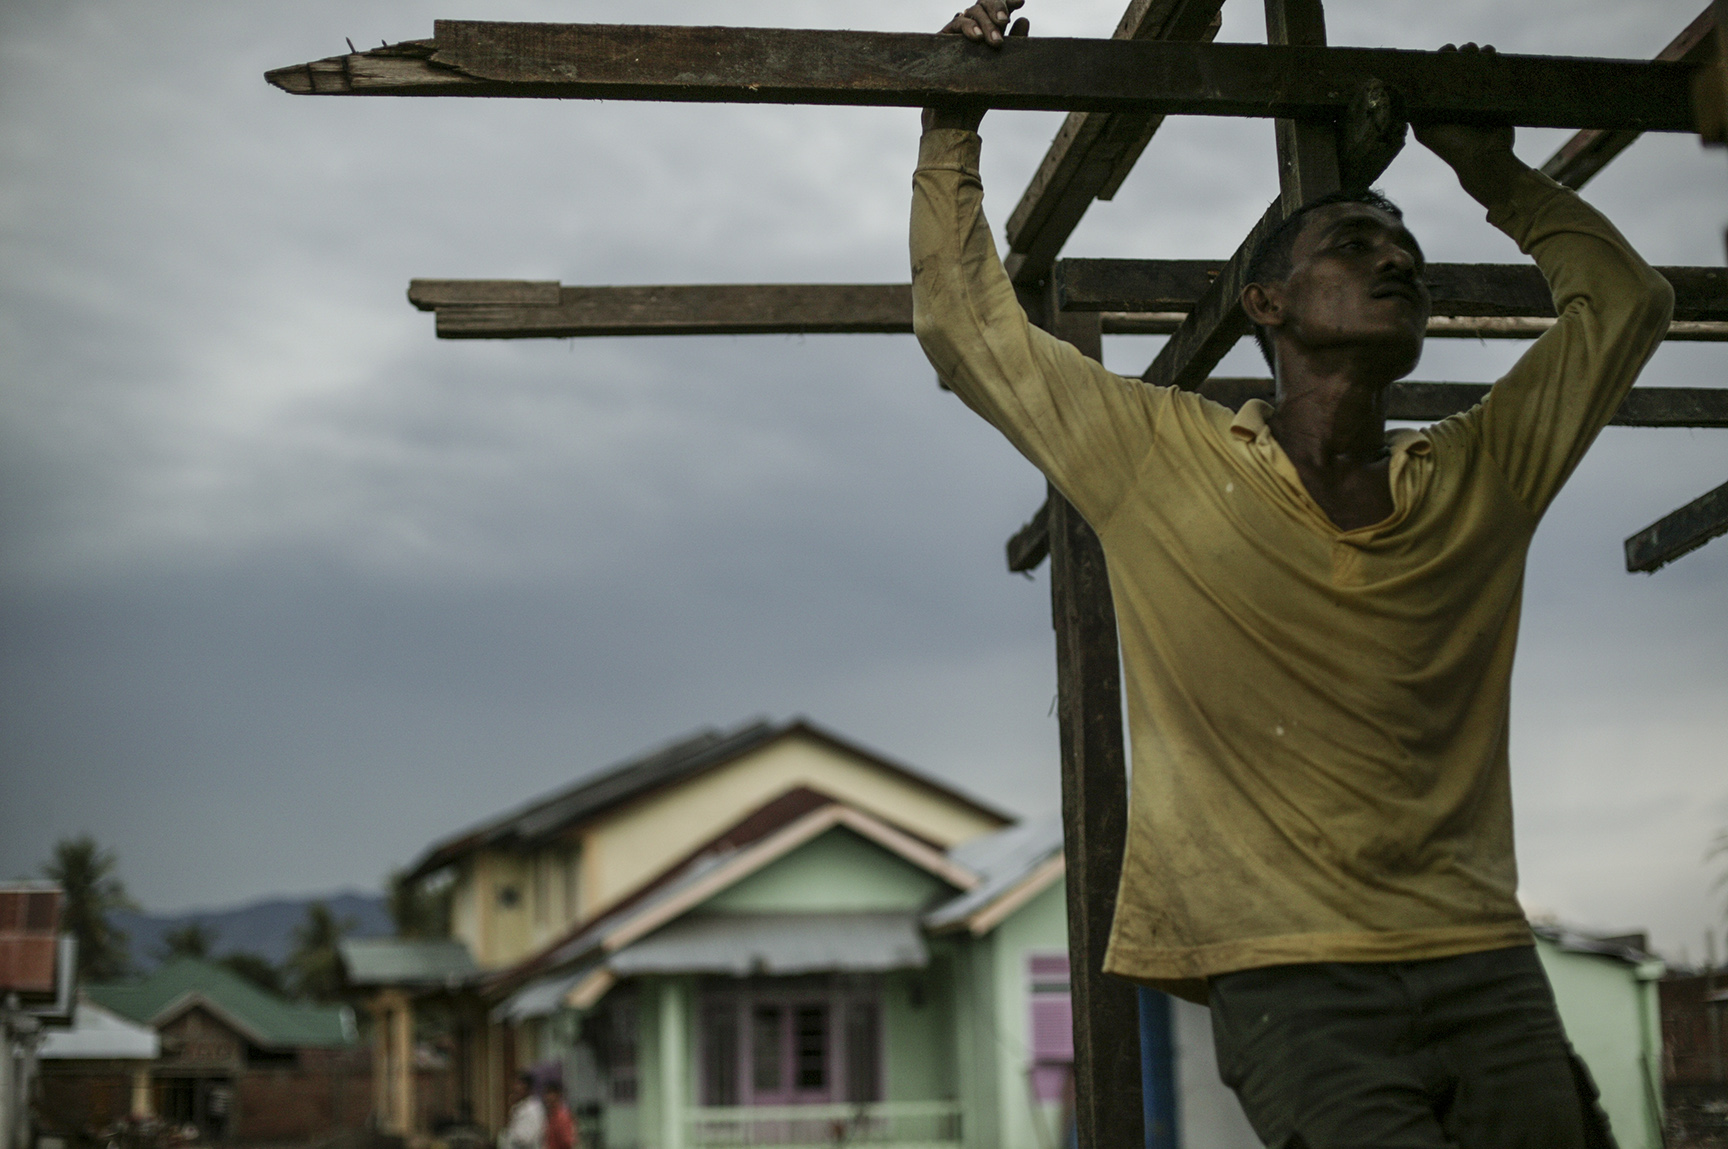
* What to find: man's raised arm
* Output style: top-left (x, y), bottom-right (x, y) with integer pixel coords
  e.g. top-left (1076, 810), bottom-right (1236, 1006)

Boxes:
top-left (1415, 58), bottom-right (1675, 516)
top-left (911, 0), bottom-right (1170, 532)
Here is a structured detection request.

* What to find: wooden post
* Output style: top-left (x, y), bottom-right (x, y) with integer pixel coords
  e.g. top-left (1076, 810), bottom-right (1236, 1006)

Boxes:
top-left (1036, 290), bottom-right (1144, 1149)
top-left (1265, 0), bottom-right (1340, 210)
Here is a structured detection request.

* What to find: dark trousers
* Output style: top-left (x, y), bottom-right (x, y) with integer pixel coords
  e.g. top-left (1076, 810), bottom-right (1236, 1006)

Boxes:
top-left (1208, 945), bottom-right (1616, 1149)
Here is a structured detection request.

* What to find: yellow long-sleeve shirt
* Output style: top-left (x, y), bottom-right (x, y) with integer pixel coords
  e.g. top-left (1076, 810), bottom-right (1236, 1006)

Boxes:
top-left (910, 128), bottom-right (1673, 1002)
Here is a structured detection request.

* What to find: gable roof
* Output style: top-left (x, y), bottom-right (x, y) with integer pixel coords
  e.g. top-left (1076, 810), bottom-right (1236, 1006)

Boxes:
top-left (925, 815), bottom-right (1065, 936)
top-left (405, 717), bottom-right (1013, 882)
top-left (85, 957), bottom-right (353, 1049)
top-left (491, 792), bottom-right (980, 995)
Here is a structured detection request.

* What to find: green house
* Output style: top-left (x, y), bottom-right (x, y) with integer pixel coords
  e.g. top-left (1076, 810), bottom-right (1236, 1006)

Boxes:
top-left (492, 804), bottom-right (1073, 1149)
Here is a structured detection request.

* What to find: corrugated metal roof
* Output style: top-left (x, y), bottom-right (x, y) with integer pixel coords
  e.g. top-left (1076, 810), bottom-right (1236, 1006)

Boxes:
top-left (609, 911), bottom-right (928, 978)
top-left (925, 815), bottom-right (1064, 932)
top-left (39, 1000), bottom-right (160, 1061)
top-left (339, 938), bottom-right (478, 987)
top-left (86, 957), bottom-right (353, 1048)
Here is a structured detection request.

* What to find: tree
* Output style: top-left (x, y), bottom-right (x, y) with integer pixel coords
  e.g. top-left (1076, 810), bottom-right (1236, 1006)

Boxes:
top-left (221, 952), bottom-right (286, 995)
top-left (388, 869), bottom-right (452, 940)
top-left (42, 836), bottom-right (135, 981)
top-left (157, 921), bottom-right (214, 962)
top-left (285, 902), bottom-right (355, 1001)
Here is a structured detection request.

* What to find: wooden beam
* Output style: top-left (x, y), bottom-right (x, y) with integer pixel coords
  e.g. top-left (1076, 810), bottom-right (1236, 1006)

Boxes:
top-left (1541, 5), bottom-right (1717, 189)
top-left (1001, 0), bottom-right (1226, 288)
top-left (1006, 505), bottom-right (1051, 573)
top-left (407, 274), bottom-right (1728, 342)
top-left (1058, 260), bottom-right (1728, 321)
top-left (1624, 479), bottom-right (1728, 571)
top-left (408, 281), bottom-right (911, 338)
top-left (1266, 0), bottom-right (1340, 212)
top-left (265, 26), bottom-right (1698, 132)
top-left (1037, 298), bottom-right (1144, 1149)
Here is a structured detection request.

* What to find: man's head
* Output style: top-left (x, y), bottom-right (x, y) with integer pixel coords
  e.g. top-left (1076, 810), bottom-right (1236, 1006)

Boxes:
top-left (543, 1081), bottom-right (564, 1106)
top-left (1242, 190), bottom-right (1430, 380)
top-left (512, 1072), bottom-right (535, 1103)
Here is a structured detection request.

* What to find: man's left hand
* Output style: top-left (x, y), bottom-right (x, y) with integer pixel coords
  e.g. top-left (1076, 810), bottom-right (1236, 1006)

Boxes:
top-left (922, 1), bottom-right (1030, 133)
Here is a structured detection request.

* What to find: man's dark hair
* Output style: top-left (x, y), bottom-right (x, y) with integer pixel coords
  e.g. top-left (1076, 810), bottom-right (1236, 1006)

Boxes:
top-left (1245, 189), bottom-right (1405, 371)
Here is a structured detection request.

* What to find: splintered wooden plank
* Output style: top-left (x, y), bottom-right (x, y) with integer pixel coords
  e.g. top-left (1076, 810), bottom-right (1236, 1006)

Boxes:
top-left (415, 282), bottom-right (912, 338)
top-left (1540, 5), bottom-right (1716, 189)
top-left (265, 26), bottom-right (1698, 131)
top-left (1059, 261), bottom-right (1728, 321)
top-left (1001, 0), bottom-right (1225, 288)
top-left (1624, 479), bottom-right (1728, 571)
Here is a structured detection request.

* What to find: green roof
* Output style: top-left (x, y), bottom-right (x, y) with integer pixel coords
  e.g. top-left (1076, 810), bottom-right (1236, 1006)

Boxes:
top-left (85, 958), bottom-right (353, 1049)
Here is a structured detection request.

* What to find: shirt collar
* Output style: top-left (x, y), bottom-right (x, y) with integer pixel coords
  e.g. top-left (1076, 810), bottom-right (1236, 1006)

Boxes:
top-left (1229, 397), bottom-right (1433, 456)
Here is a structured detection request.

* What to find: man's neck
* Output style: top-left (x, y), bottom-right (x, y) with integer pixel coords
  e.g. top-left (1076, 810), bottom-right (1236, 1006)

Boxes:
top-left (1267, 357), bottom-right (1392, 469)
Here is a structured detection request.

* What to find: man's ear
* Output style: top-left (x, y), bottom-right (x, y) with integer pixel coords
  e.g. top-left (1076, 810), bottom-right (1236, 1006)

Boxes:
top-left (1241, 282), bottom-right (1282, 328)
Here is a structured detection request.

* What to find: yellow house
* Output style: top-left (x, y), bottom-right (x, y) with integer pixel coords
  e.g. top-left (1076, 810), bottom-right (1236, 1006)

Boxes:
top-left (402, 719), bottom-right (1012, 972)
top-left (367, 718), bottom-right (1027, 1139)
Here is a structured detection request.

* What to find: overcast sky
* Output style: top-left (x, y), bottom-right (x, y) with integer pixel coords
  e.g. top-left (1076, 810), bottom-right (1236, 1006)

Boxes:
top-left (2, 0), bottom-right (1724, 965)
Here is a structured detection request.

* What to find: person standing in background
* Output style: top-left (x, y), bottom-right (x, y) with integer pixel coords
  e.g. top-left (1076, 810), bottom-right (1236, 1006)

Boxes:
top-left (499, 1072), bottom-right (544, 1149)
top-left (543, 1081), bottom-right (577, 1149)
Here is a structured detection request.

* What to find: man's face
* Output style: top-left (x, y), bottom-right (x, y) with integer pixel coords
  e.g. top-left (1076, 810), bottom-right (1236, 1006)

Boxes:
top-left (1272, 202), bottom-right (1430, 379)
top-left (511, 1079), bottom-right (530, 1104)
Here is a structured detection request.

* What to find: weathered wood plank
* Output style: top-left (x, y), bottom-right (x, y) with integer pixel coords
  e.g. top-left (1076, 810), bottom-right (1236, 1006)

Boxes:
top-left (1059, 261), bottom-right (1728, 322)
top-left (408, 279), bottom-right (561, 309)
top-left (1001, 0), bottom-right (1225, 288)
top-left (425, 283), bottom-right (912, 338)
top-left (265, 26), bottom-right (1699, 132)
top-left (1624, 479), bottom-right (1728, 571)
top-left (1033, 294), bottom-right (1143, 1149)
top-left (409, 275), bottom-right (1728, 342)
top-left (1540, 5), bottom-right (1716, 189)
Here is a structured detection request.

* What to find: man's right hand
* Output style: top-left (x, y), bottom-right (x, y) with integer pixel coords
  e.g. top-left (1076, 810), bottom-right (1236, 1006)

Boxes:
top-left (922, 0), bottom-right (1029, 133)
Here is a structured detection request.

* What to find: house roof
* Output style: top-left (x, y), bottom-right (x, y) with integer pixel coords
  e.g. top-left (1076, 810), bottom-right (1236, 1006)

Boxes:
top-left (491, 793), bottom-right (980, 997)
top-left (85, 957), bottom-right (354, 1049)
top-left (339, 938), bottom-right (478, 988)
top-left (1532, 922), bottom-right (1665, 971)
top-left (39, 999), bottom-right (160, 1061)
top-left (925, 815), bottom-right (1065, 936)
top-left (405, 717), bottom-right (1013, 882)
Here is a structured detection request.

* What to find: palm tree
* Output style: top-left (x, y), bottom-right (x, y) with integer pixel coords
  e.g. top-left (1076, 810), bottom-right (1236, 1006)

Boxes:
top-left (285, 902), bottom-right (355, 1001)
top-left (388, 869), bottom-right (452, 939)
top-left (157, 922), bottom-right (215, 962)
top-left (42, 836), bottom-right (135, 981)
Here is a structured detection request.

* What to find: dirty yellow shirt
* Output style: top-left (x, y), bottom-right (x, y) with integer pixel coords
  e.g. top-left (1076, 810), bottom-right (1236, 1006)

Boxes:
top-left (910, 128), bottom-right (1673, 999)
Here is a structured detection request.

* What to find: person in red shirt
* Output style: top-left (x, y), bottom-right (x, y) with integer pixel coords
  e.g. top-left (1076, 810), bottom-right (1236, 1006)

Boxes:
top-left (542, 1081), bottom-right (577, 1149)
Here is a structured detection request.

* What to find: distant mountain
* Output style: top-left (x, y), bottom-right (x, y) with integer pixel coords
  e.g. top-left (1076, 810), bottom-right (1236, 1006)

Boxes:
top-left (110, 891), bottom-right (392, 973)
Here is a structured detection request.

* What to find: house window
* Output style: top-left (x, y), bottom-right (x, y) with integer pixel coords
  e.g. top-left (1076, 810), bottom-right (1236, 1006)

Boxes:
top-left (1027, 953), bottom-right (1073, 1104)
top-left (606, 994), bottom-right (639, 1104)
top-left (701, 981), bottom-right (880, 1107)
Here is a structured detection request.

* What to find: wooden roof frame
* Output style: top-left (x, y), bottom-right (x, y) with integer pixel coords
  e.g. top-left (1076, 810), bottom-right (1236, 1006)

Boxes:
top-left (266, 4), bottom-right (1728, 1145)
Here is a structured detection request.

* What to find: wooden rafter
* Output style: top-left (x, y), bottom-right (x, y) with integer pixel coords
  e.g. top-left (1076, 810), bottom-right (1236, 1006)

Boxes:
top-left (265, 25), bottom-right (1698, 131)
top-left (1625, 480), bottom-right (1728, 572)
top-left (408, 273), bottom-right (1728, 343)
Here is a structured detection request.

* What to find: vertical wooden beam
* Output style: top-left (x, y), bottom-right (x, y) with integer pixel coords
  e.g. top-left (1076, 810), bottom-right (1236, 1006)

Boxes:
top-left (1036, 288), bottom-right (1144, 1149)
top-left (1266, 0), bottom-right (1342, 210)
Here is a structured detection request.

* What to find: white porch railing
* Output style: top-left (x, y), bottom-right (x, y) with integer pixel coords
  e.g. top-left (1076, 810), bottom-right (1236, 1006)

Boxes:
top-left (687, 1100), bottom-right (963, 1149)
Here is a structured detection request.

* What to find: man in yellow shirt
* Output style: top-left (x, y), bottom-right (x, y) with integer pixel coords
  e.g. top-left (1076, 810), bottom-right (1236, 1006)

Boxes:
top-left (914, 3), bottom-right (1674, 1145)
